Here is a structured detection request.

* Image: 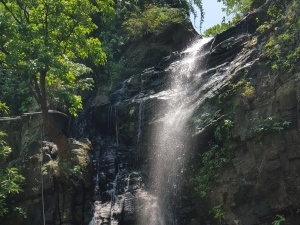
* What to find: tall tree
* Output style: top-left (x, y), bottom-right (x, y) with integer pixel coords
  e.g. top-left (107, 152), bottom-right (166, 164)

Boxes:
top-left (0, 0), bottom-right (114, 161)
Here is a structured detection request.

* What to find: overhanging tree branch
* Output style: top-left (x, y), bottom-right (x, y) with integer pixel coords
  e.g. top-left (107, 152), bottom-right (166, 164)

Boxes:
top-left (0, 0), bottom-right (21, 24)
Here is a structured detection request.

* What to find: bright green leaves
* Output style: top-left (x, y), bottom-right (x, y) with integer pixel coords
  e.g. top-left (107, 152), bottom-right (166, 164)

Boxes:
top-left (0, 131), bottom-right (25, 217)
top-left (0, 102), bottom-right (9, 115)
top-left (0, 108), bottom-right (24, 217)
top-left (86, 37), bottom-right (107, 66)
top-left (261, 0), bottom-right (300, 73)
top-left (0, 0), bottom-right (115, 116)
top-left (1, 168), bottom-right (24, 194)
top-left (204, 0), bottom-right (253, 36)
top-left (0, 167), bottom-right (25, 217)
top-left (203, 19), bottom-right (235, 37)
top-left (45, 56), bottom-right (94, 116)
top-left (123, 5), bottom-right (187, 38)
top-left (217, 0), bottom-right (252, 16)
top-left (194, 120), bottom-right (235, 197)
top-left (68, 95), bottom-right (83, 117)
top-left (0, 132), bottom-right (11, 158)
top-left (96, 0), bottom-right (116, 22)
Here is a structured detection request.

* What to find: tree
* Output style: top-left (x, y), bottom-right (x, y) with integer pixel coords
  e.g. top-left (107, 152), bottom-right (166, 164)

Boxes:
top-left (0, 0), bottom-right (114, 161)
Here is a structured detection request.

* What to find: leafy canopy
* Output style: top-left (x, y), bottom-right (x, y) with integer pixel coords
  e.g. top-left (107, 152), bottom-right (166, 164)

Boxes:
top-left (0, 0), bottom-right (114, 115)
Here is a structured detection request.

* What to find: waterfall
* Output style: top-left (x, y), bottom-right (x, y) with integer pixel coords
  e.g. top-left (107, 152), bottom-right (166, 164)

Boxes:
top-left (88, 37), bottom-right (222, 225)
top-left (137, 99), bottom-right (145, 157)
top-left (143, 38), bottom-right (213, 225)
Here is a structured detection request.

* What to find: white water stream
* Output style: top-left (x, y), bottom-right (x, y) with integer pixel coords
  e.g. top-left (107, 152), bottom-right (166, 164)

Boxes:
top-left (141, 38), bottom-right (212, 225)
top-left (88, 37), bottom-right (215, 225)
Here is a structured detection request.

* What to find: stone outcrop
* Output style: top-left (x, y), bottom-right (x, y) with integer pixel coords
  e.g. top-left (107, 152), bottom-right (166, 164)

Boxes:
top-left (1, 115), bottom-right (93, 225)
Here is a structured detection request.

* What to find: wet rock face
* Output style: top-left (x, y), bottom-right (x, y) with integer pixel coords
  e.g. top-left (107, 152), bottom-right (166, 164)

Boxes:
top-left (191, 2), bottom-right (300, 225)
top-left (210, 75), bottom-right (300, 224)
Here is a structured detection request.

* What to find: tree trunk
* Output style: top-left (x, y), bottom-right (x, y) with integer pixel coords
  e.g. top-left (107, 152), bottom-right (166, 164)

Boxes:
top-left (34, 70), bottom-right (72, 161)
top-left (42, 103), bottom-right (72, 161)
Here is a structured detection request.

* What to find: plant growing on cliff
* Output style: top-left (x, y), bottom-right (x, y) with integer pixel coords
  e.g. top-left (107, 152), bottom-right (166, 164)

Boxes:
top-left (42, 145), bottom-right (91, 186)
top-left (0, 0), bottom-right (114, 161)
top-left (0, 132), bottom-right (25, 217)
top-left (204, 0), bottom-right (254, 36)
top-left (210, 205), bottom-right (225, 224)
top-left (272, 215), bottom-right (285, 225)
top-left (251, 116), bottom-right (291, 133)
top-left (0, 103), bottom-right (25, 217)
top-left (217, 78), bottom-right (255, 112)
top-left (258, 0), bottom-right (300, 73)
top-left (123, 5), bottom-right (187, 39)
top-left (195, 119), bottom-right (234, 197)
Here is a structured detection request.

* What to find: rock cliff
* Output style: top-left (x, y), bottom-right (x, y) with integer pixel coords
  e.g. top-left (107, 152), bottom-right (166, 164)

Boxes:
top-left (2, 0), bottom-right (300, 225)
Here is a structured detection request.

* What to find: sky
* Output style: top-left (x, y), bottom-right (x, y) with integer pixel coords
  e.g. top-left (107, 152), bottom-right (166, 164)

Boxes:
top-left (190, 0), bottom-right (226, 34)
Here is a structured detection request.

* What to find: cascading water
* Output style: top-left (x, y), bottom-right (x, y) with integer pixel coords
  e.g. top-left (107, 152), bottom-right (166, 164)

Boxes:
top-left (87, 36), bottom-right (234, 225)
top-left (142, 38), bottom-right (213, 225)
top-left (137, 99), bottom-right (145, 157)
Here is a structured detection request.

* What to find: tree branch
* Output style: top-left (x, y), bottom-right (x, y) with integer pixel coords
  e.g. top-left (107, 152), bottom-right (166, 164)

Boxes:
top-left (59, 21), bottom-right (80, 42)
top-left (0, 0), bottom-right (21, 24)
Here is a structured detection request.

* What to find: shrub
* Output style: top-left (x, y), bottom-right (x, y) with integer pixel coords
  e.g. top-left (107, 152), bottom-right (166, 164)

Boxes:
top-left (0, 132), bottom-right (25, 217)
top-left (123, 5), bottom-right (187, 39)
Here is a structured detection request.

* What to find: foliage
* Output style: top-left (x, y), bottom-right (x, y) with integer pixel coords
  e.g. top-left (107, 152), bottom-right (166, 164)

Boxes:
top-left (95, 20), bottom-right (126, 89)
top-left (241, 81), bottom-right (255, 99)
top-left (258, 0), bottom-right (300, 73)
top-left (217, 78), bottom-right (255, 111)
top-left (195, 119), bottom-right (234, 197)
top-left (204, 0), bottom-right (254, 36)
top-left (217, 0), bottom-right (253, 16)
top-left (252, 116), bottom-right (291, 133)
top-left (210, 205), bottom-right (225, 223)
top-left (0, 0), bottom-right (115, 116)
top-left (123, 5), bottom-right (187, 39)
top-left (203, 17), bottom-right (235, 37)
top-left (0, 131), bottom-right (25, 217)
top-left (272, 215), bottom-right (285, 225)
top-left (0, 69), bottom-right (32, 115)
top-left (0, 102), bottom-right (9, 115)
top-left (43, 146), bottom-right (90, 186)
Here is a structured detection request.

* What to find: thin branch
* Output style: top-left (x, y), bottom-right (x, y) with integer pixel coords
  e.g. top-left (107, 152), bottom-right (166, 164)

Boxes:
top-left (15, 0), bottom-right (30, 22)
top-left (0, 0), bottom-right (21, 24)
top-left (59, 21), bottom-right (80, 42)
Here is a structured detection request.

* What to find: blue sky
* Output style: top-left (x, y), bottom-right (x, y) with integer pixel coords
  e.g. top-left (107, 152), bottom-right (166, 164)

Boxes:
top-left (190, 0), bottom-right (226, 34)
